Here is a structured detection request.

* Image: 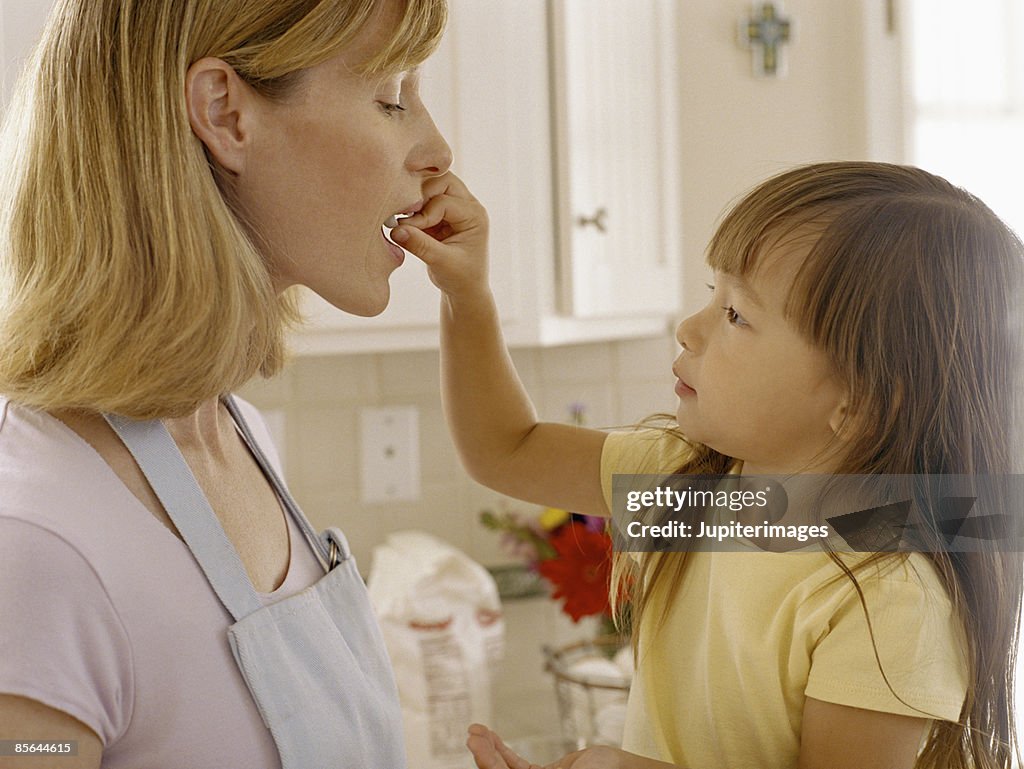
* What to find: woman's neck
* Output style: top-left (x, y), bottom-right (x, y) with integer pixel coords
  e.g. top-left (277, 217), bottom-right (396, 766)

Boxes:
top-left (162, 397), bottom-right (233, 460)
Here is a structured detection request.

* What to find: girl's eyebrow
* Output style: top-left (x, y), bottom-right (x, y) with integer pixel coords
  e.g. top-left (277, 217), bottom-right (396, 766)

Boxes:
top-left (721, 274), bottom-right (766, 309)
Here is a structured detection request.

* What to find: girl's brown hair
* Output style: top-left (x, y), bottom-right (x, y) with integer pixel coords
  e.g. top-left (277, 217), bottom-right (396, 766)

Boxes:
top-left (0, 0), bottom-right (447, 419)
top-left (614, 162), bottom-right (1023, 768)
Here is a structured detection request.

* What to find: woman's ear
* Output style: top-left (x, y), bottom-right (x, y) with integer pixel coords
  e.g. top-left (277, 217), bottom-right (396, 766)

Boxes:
top-left (185, 57), bottom-right (255, 175)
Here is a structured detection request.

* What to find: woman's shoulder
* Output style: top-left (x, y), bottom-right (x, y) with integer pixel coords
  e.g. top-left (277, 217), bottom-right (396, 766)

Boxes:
top-left (0, 397), bottom-right (173, 563)
top-left (0, 397), bottom-right (100, 488)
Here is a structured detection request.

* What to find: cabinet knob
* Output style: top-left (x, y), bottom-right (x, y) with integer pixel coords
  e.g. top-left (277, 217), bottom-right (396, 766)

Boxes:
top-left (576, 207), bottom-right (608, 233)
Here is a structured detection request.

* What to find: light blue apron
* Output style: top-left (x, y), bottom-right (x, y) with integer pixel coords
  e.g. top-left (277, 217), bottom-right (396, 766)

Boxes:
top-left (105, 397), bottom-right (406, 769)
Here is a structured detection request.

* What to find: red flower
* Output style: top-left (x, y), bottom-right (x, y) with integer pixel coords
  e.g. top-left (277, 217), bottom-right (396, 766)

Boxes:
top-left (537, 522), bottom-right (613, 622)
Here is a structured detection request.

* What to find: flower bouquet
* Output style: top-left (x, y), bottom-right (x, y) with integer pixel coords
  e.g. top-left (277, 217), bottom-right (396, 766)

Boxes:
top-left (480, 505), bottom-right (626, 636)
top-left (481, 503), bottom-right (634, 747)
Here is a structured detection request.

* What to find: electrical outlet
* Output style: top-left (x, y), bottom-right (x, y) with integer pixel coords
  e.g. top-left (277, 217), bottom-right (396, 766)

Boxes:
top-left (359, 406), bottom-right (420, 504)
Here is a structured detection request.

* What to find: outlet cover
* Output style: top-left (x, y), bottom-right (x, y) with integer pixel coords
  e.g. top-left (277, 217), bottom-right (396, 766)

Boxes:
top-left (359, 406), bottom-right (420, 504)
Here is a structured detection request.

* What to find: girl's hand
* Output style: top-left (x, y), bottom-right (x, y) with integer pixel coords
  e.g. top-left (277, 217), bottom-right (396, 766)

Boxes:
top-left (391, 171), bottom-right (489, 301)
top-left (467, 724), bottom-right (652, 769)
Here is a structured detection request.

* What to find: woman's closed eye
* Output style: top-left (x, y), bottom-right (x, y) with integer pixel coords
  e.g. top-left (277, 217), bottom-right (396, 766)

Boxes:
top-left (376, 70), bottom-right (420, 118)
top-left (377, 100), bottom-right (407, 116)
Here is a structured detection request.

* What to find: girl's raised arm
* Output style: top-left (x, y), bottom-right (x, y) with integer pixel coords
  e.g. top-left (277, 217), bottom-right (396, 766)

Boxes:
top-left (394, 173), bottom-right (609, 517)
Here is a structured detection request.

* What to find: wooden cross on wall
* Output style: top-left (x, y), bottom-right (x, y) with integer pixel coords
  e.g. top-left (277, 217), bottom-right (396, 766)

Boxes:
top-left (740, 3), bottom-right (792, 78)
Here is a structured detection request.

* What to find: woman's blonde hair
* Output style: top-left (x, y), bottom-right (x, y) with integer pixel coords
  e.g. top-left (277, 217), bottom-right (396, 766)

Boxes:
top-left (613, 162), bottom-right (1023, 768)
top-left (0, 0), bottom-right (447, 418)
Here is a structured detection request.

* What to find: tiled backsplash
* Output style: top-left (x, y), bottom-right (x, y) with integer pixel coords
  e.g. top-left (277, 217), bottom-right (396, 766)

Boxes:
top-left (239, 336), bottom-right (672, 751)
top-left (238, 335), bottom-right (678, 569)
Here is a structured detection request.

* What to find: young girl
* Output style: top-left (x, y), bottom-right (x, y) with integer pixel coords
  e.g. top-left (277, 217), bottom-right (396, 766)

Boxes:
top-left (392, 162), bottom-right (1023, 769)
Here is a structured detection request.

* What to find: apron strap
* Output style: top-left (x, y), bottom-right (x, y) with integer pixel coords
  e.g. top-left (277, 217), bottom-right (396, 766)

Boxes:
top-left (104, 412), bottom-right (263, 621)
top-left (222, 396), bottom-right (333, 571)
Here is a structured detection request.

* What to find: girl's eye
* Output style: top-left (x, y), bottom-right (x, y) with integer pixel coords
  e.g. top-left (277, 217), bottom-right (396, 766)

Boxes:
top-left (708, 284), bottom-right (748, 326)
top-left (723, 305), bottom-right (748, 327)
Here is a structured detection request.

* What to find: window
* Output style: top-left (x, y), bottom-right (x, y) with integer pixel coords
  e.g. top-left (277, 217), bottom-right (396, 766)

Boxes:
top-left (907, 0), bottom-right (1024, 236)
top-left (905, 0), bottom-right (1024, 753)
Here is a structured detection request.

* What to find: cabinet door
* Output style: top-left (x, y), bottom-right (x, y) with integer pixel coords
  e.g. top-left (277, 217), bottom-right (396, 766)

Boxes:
top-left (551, 0), bottom-right (681, 319)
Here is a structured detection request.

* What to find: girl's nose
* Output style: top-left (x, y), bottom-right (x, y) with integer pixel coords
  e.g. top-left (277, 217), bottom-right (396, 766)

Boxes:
top-left (675, 311), bottom-right (703, 353)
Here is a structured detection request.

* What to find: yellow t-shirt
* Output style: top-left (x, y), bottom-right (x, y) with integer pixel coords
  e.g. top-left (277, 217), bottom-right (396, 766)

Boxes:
top-left (601, 429), bottom-right (969, 769)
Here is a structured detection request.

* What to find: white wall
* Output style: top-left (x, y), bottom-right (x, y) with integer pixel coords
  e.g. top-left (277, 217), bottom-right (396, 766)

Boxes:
top-left (675, 0), bottom-right (902, 311)
top-left (0, 0), bottom-right (52, 106)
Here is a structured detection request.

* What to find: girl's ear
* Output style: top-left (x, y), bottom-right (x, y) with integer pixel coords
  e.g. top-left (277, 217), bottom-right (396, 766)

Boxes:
top-left (185, 57), bottom-right (256, 175)
top-left (828, 398), bottom-right (855, 441)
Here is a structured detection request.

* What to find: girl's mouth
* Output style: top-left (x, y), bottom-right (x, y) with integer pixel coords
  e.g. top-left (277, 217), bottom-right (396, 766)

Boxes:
top-left (675, 378), bottom-right (696, 397)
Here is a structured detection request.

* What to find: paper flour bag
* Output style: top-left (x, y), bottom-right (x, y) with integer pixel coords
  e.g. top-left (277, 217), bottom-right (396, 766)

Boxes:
top-left (368, 531), bottom-right (504, 769)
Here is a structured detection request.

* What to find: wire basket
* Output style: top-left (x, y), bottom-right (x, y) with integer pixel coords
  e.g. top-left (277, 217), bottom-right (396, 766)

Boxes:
top-left (543, 635), bottom-right (631, 749)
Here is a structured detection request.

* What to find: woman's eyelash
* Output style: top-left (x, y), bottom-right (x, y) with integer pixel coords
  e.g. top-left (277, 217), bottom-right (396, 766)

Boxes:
top-left (378, 101), bottom-right (406, 115)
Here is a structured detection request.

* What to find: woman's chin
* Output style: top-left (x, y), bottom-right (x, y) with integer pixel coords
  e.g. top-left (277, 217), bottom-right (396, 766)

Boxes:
top-left (345, 295), bottom-right (390, 318)
top-left (317, 284), bottom-right (391, 317)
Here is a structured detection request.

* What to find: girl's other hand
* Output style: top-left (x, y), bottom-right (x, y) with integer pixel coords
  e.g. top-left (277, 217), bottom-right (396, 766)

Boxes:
top-left (467, 723), bottom-right (540, 769)
top-left (466, 723), bottom-right (649, 769)
top-left (390, 171), bottom-right (489, 301)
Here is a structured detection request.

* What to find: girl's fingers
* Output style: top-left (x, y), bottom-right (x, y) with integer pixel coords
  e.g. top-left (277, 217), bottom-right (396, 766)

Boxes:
top-left (465, 724), bottom-right (537, 769)
top-left (402, 193), bottom-right (483, 234)
top-left (465, 734), bottom-right (499, 768)
top-left (465, 724), bottom-right (503, 769)
top-left (492, 730), bottom-right (541, 769)
top-left (420, 170), bottom-right (475, 203)
top-left (544, 750), bottom-right (584, 768)
top-left (395, 169), bottom-right (488, 288)
top-left (399, 196), bottom-right (448, 231)
top-left (389, 223), bottom-right (444, 265)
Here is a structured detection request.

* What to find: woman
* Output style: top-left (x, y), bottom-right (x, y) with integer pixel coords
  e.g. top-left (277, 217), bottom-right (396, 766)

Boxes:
top-left (0, 0), bottom-right (451, 767)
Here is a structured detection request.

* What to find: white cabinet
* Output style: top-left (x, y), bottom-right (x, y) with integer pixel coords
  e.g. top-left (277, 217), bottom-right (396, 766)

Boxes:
top-left (289, 0), bottom-right (684, 354)
top-left (551, 0), bottom-right (682, 320)
top-left (0, 1), bottom-right (682, 356)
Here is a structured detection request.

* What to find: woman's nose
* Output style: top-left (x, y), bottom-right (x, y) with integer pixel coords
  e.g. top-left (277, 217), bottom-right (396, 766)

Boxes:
top-left (409, 113), bottom-right (453, 177)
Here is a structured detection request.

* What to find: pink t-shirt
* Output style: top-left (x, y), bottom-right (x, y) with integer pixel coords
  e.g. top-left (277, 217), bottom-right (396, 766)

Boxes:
top-left (0, 396), bottom-right (325, 768)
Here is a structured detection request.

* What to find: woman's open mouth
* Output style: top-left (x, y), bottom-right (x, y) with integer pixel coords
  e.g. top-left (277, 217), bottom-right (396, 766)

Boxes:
top-left (382, 211), bottom-right (415, 265)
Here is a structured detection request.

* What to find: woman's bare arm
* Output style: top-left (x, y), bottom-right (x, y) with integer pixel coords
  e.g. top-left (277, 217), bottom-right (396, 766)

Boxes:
top-left (0, 694), bottom-right (102, 769)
